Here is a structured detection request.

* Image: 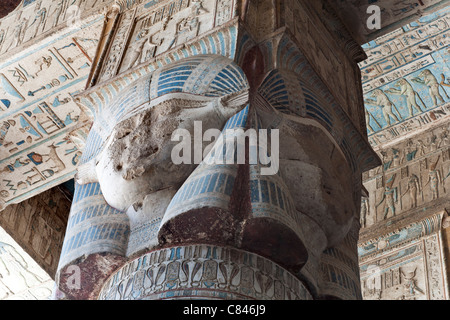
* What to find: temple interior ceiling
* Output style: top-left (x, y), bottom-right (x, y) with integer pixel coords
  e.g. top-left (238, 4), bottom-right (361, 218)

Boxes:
top-left (361, 6), bottom-right (450, 149)
top-left (0, 0), bottom-right (448, 301)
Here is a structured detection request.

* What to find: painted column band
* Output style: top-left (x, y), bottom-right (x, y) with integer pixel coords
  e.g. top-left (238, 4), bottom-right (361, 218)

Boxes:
top-left (98, 244), bottom-right (312, 300)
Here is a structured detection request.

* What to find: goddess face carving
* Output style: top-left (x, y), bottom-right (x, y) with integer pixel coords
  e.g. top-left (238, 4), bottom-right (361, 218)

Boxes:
top-left (87, 58), bottom-right (247, 210)
top-left (95, 93), bottom-right (248, 212)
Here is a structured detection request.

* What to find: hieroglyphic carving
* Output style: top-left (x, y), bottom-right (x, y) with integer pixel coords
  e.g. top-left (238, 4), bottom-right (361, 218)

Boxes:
top-left (99, 245), bottom-right (312, 300)
top-left (97, 0), bottom-right (237, 82)
top-left (215, 0), bottom-right (234, 26)
top-left (362, 119), bottom-right (450, 227)
top-left (0, 12), bottom-right (104, 207)
top-left (361, 7), bottom-right (450, 148)
top-left (98, 7), bottom-right (135, 81)
top-left (424, 234), bottom-right (446, 299)
top-left (0, 0), bottom-right (112, 56)
top-left (360, 221), bottom-right (448, 300)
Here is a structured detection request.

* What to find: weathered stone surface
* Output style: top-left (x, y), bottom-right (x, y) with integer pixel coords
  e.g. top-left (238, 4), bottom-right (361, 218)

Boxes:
top-left (56, 252), bottom-right (126, 300)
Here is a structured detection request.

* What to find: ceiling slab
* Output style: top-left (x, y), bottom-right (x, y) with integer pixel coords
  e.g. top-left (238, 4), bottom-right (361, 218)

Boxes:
top-left (328, 0), bottom-right (450, 44)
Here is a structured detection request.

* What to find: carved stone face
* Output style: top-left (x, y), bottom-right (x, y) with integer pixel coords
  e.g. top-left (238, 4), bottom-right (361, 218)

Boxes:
top-left (90, 55), bottom-right (250, 212)
top-left (95, 93), bottom-right (247, 212)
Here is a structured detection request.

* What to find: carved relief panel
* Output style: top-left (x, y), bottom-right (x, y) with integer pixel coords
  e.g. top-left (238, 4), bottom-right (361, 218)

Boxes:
top-left (0, 16), bottom-right (104, 208)
top-left (361, 7), bottom-right (450, 148)
top-left (0, 186), bottom-right (70, 278)
top-left (360, 228), bottom-right (448, 300)
top-left (361, 121), bottom-right (450, 228)
top-left (98, 0), bottom-right (237, 82)
top-left (0, 0), bottom-right (112, 57)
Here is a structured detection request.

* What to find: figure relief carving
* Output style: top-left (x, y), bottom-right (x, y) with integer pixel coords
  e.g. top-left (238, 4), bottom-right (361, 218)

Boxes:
top-left (401, 174), bottom-right (421, 209)
top-left (439, 127), bottom-right (450, 148)
top-left (165, 1), bottom-right (209, 52)
top-left (380, 150), bottom-right (393, 171)
top-left (0, 27), bottom-right (5, 52)
top-left (365, 108), bottom-right (381, 133)
top-left (424, 156), bottom-right (445, 201)
top-left (427, 134), bottom-right (439, 153)
top-left (123, 28), bottom-right (164, 70)
top-left (5, 16), bottom-right (28, 52)
top-left (403, 139), bottom-right (417, 163)
top-left (27, 0), bottom-right (48, 40)
top-left (400, 267), bottom-right (425, 299)
top-left (376, 174), bottom-right (398, 220)
top-left (360, 197), bottom-right (370, 228)
top-left (365, 89), bottom-right (401, 126)
top-left (386, 78), bottom-right (426, 118)
top-left (51, 0), bottom-right (65, 28)
top-left (107, 0), bottom-right (235, 77)
top-left (392, 148), bottom-right (401, 167)
top-left (412, 69), bottom-right (449, 108)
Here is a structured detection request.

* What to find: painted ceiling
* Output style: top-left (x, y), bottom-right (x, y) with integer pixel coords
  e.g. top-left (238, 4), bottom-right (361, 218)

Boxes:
top-left (0, 0), bottom-right (108, 208)
top-left (360, 6), bottom-right (450, 149)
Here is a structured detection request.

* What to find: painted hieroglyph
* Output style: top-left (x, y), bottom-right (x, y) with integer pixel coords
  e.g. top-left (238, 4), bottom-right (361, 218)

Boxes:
top-left (0, 1), bottom-right (106, 208)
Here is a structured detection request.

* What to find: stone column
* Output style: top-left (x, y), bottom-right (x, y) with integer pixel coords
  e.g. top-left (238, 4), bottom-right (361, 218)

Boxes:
top-left (54, 0), bottom-right (380, 300)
